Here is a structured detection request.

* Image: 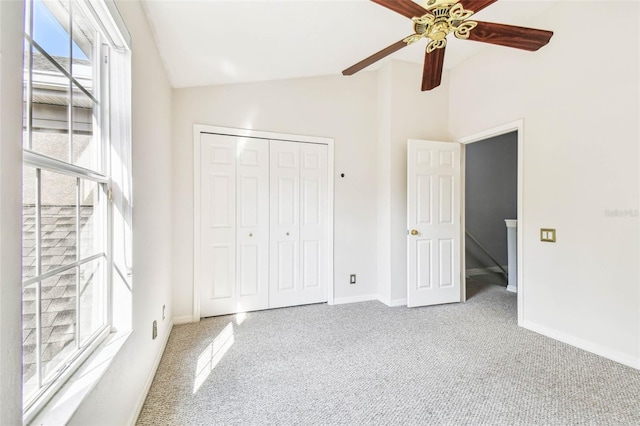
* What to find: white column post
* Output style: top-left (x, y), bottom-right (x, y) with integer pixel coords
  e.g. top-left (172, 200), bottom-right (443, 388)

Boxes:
top-left (504, 219), bottom-right (517, 293)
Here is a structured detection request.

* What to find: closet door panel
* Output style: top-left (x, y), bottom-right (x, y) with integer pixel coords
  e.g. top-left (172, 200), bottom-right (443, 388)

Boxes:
top-left (302, 240), bottom-right (320, 289)
top-left (277, 241), bottom-right (297, 291)
top-left (270, 141), bottom-right (328, 308)
top-left (299, 143), bottom-right (328, 299)
top-left (236, 137), bottom-right (269, 311)
top-left (200, 134), bottom-right (237, 317)
top-left (270, 140), bottom-right (300, 308)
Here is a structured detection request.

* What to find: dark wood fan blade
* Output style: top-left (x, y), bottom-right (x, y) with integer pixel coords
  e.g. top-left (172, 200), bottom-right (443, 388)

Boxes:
top-left (342, 39), bottom-right (409, 76)
top-left (422, 47), bottom-right (445, 91)
top-left (371, 0), bottom-right (427, 19)
top-left (466, 21), bottom-right (553, 51)
top-left (457, 0), bottom-right (498, 15)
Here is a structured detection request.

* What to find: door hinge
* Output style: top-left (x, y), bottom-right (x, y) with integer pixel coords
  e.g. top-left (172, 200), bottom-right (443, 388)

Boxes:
top-left (107, 188), bottom-right (113, 203)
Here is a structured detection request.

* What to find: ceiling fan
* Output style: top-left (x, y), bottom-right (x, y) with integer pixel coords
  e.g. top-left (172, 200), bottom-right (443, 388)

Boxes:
top-left (342, 0), bottom-right (553, 91)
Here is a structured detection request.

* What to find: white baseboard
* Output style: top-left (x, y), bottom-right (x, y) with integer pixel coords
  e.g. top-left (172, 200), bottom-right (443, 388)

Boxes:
top-left (173, 315), bottom-right (196, 325)
top-left (506, 285), bottom-right (517, 293)
top-left (127, 320), bottom-right (174, 425)
top-left (333, 294), bottom-right (378, 305)
top-left (390, 298), bottom-right (407, 307)
top-left (521, 319), bottom-right (640, 370)
top-left (332, 294), bottom-right (407, 307)
top-left (377, 295), bottom-right (407, 307)
top-left (466, 266), bottom-right (507, 276)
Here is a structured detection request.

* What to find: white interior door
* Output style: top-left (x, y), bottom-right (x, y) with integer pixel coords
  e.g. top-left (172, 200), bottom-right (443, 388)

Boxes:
top-left (407, 139), bottom-right (462, 307)
top-left (270, 140), bottom-right (328, 308)
top-left (199, 134), bottom-right (269, 317)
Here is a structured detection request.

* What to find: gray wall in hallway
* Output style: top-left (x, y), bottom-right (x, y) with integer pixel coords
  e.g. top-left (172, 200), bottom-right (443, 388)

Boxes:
top-left (465, 131), bottom-right (517, 270)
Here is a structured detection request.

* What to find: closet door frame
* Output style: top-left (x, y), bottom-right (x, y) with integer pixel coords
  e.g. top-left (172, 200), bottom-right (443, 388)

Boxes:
top-left (193, 124), bottom-right (335, 321)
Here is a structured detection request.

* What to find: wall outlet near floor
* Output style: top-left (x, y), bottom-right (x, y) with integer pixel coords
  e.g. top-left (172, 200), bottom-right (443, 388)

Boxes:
top-left (350, 274), bottom-right (356, 284)
top-left (152, 320), bottom-right (158, 340)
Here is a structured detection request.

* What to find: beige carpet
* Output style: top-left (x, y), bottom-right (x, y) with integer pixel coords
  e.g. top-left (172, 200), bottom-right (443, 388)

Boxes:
top-left (137, 281), bottom-right (640, 425)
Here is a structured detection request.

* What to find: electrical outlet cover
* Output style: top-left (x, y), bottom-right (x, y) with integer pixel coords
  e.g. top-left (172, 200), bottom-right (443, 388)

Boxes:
top-left (540, 228), bottom-right (556, 242)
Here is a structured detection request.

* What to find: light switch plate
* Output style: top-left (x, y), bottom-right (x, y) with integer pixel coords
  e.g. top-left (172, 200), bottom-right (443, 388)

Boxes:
top-left (540, 228), bottom-right (556, 242)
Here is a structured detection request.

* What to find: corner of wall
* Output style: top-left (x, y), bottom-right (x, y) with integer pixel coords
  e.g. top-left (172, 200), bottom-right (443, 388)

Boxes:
top-left (68, 1), bottom-right (176, 423)
top-left (374, 60), bottom-right (454, 304)
top-left (376, 63), bottom-right (393, 300)
top-left (0, 0), bottom-right (28, 423)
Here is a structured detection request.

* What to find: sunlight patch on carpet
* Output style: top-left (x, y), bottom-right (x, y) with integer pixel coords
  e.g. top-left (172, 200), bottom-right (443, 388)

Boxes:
top-left (193, 323), bottom-right (234, 394)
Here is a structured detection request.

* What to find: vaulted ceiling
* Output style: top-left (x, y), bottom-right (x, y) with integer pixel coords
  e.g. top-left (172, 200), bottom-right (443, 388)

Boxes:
top-left (141, 0), bottom-right (559, 88)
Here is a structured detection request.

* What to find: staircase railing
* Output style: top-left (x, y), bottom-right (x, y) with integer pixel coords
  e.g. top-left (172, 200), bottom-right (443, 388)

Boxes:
top-left (465, 229), bottom-right (508, 277)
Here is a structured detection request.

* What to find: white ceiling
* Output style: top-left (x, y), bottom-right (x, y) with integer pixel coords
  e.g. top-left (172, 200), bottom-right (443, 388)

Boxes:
top-left (140, 0), bottom-right (559, 89)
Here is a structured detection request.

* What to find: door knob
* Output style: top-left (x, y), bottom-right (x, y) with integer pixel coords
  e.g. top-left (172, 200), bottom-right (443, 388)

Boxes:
top-left (410, 229), bottom-right (419, 236)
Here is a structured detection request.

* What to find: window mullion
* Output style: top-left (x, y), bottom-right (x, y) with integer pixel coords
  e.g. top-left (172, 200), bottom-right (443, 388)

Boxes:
top-left (68, 46), bottom-right (74, 163)
top-left (101, 43), bottom-right (113, 330)
top-left (23, 150), bottom-right (109, 183)
top-left (26, 21), bottom-right (33, 150)
top-left (25, 0), bottom-right (33, 150)
top-left (35, 168), bottom-right (42, 389)
top-left (28, 37), bottom-right (98, 104)
top-left (69, 1), bottom-right (74, 165)
top-left (68, 86), bottom-right (73, 166)
top-left (75, 177), bottom-right (81, 349)
top-left (22, 253), bottom-right (103, 288)
top-left (94, 32), bottom-right (102, 174)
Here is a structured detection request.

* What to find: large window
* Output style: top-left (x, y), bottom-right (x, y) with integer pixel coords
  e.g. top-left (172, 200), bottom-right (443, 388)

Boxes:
top-left (21, 0), bottom-right (131, 420)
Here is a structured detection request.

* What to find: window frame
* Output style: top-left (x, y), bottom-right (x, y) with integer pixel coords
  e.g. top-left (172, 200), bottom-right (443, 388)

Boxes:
top-left (21, 0), bottom-right (131, 422)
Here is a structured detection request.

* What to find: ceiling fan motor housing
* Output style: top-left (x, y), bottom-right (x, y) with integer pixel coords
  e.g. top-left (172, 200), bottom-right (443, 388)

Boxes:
top-left (343, 0), bottom-right (554, 91)
top-left (410, 2), bottom-right (477, 50)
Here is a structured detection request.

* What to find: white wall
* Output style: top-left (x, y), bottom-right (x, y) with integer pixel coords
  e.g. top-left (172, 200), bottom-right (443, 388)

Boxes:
top-left (0, 1), bottom-right (26, 423)
top-left (69, 1), bottom-right (174, 424)
top-left (376, 61), bottom-right (450, 305)
top-left (449, 1), bottom-right (640, 366)
top-left (172, 72), bottom-right (381, 316)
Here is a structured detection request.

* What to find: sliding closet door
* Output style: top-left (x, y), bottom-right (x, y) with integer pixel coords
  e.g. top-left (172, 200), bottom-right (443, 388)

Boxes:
top-left (270, 140), bottom-right (328, 308)
top-left (199, 134), bottom-right (269, 317)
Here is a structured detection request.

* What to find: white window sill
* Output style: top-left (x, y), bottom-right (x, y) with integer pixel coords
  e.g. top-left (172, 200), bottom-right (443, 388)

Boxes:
top-left (28, 330), bottom-right (132, 426)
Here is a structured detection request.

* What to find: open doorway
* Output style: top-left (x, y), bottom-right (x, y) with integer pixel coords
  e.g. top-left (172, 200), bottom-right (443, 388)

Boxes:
top-left (464, 129), bottom-right (519, 304)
